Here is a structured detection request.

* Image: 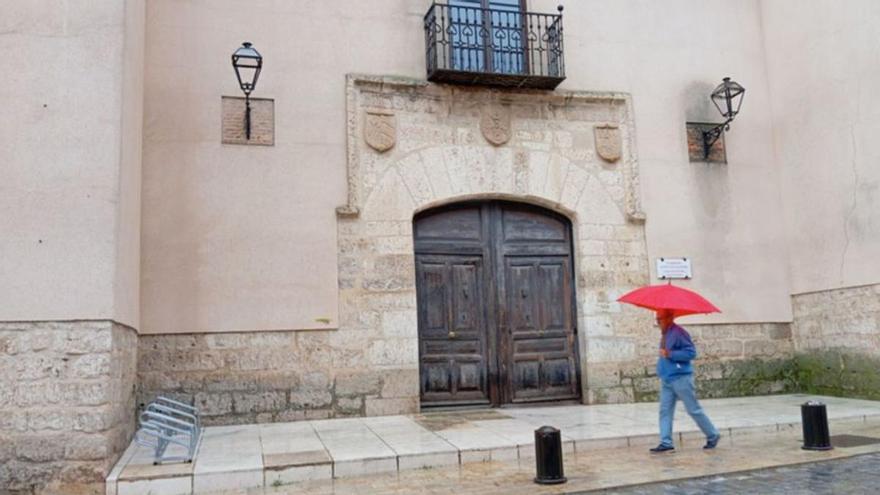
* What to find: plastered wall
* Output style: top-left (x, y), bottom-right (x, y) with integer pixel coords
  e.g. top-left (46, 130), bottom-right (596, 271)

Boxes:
top-left (761, 0), bottom-right (880, 294)
top-left (0, 0), bottom-right (143, 327)
top-left (139, 1), bottom-right (365, 333)
top-left (531, 0), bottom-right (793, 324)
top-left (140, 0), bottom-right (793, 334)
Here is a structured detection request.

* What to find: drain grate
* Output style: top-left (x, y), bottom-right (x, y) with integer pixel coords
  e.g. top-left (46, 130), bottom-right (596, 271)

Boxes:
top-left (829, 434), bottom-right (880, 448)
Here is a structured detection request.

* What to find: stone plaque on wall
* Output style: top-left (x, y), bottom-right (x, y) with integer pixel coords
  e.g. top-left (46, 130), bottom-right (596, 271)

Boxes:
top-left (657, 257), bottom-right (692, 279)
top-left (222, 96), bottom-right (274, 146)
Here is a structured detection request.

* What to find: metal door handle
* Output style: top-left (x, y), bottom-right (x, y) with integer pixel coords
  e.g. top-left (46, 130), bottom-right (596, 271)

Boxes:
top-left (448, 331), bottom-right (456, 338)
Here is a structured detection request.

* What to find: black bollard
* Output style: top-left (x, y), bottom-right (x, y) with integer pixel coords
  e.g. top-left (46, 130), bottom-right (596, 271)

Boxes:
top-left (534, 426), bottom-right (566, 485)
top-left (801, 400), bottom-right (833, 451)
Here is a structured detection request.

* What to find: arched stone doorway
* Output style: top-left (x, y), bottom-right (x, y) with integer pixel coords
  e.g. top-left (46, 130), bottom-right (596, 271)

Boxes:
top-left (335, 77), bottom-right (650, 415)
top-left (414, 200), bottom-right (581, 408)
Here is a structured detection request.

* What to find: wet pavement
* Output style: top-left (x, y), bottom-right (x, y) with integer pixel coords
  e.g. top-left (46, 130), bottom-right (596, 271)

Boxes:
top-left (603, 452), bottom-right (880, 494)
top-left (248, 416), bottom-right (880, 495)
top-left (107, 395), bottom-right (880, 495)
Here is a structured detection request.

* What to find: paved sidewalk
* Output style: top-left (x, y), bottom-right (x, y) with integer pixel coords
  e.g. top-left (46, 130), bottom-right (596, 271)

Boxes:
top-left (106, 394), bottom-right (880, 495)
top-left (261, 419), bottom-right (880, 495)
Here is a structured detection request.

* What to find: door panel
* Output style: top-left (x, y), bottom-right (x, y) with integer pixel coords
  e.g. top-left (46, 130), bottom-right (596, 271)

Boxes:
top-left (414, 205), bottom-right (483, 242)
top-left (416, 255), bottom-right (490, 406)
top-left (414, 201), bottom-right (580, 407)
top-left (501, 207), bottom-right (568, 242)
top-left (503, 257), bottom-right (578, 402)
top-left (420, 263), bottom-right (448, 335)
top-left (538, 262), bottom-right (568, 332)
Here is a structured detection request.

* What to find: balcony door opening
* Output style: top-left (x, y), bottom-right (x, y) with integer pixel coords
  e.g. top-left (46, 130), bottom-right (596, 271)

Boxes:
top-left (448, 0), bottom-right (526, 75)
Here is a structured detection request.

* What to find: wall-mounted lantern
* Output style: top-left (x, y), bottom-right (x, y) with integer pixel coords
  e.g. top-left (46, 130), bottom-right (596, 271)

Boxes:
top-left (231, 42), bottom-right (263, 140)
top-left (701, 77), bottom-right (745, 159)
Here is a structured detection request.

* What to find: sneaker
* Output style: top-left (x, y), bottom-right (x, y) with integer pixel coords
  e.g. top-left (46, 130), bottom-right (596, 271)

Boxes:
top-left (703, 435), bottom-right (720, 450)
top-left (649, 444), bottom-right (675, 453)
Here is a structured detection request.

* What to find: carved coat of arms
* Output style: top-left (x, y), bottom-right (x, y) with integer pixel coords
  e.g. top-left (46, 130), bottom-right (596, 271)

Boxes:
top-left (594, 124), bottom-right (622, 163)
top-left (480, 106), bottom-right (511, 146)
top-left (364, 110), bottom-right (396, 152)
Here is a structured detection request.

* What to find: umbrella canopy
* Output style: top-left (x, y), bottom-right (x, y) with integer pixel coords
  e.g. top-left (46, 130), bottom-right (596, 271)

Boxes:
top-left (617, 283), bottom-right (721, 318)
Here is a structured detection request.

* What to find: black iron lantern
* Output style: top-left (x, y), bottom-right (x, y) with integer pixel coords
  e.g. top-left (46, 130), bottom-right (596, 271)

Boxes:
top-left (231, 42), bottom-right (263, 140)
top-left (702, 77), bottom-right (745, 158)
top-left (710, 77), bottom-right (745, 120)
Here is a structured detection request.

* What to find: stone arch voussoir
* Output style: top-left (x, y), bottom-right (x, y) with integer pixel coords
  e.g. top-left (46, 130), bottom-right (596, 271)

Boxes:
top-left (364, 145), bottom-right (617, 224)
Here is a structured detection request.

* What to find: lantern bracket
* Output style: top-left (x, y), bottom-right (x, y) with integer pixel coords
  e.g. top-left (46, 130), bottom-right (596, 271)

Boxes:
top-left (702, 119), bottom-right (731, 159)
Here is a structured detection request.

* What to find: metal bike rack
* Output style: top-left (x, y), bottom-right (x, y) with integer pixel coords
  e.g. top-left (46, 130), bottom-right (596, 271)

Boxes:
top-left (135, 396), bottom-right (201, 464)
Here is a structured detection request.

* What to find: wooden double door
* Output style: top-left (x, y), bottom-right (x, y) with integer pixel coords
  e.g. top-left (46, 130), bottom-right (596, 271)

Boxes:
top-left (414, 201), bottom-right (581, 407)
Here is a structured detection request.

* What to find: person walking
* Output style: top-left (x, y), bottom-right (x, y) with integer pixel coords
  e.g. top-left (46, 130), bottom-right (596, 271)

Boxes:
top-left (649, 309), bottom-right (720, 453)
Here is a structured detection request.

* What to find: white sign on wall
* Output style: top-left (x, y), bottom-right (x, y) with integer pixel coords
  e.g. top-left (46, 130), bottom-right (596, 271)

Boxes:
top-left (657, 257), bottom-right (692, 280)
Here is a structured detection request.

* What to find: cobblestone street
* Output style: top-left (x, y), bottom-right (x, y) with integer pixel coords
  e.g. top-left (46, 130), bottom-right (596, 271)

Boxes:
top-left (604, 452), bottom-right (880, 494)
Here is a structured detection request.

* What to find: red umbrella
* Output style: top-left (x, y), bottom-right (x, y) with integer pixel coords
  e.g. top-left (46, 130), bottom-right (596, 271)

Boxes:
top-left (617, 283), bottom-right (721, 318)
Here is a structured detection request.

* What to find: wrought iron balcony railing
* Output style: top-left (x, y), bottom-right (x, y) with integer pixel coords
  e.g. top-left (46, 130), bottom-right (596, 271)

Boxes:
top-left (424, 2), bottom-right (565, 90)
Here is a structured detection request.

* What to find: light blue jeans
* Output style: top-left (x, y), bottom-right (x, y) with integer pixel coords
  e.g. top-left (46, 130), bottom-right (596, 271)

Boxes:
top-left (659, 374), bottom-right (719, 447)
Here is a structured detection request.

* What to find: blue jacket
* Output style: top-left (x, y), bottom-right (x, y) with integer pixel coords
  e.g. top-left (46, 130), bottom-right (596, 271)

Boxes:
top-left (656, 324), bottom-right (697, 382)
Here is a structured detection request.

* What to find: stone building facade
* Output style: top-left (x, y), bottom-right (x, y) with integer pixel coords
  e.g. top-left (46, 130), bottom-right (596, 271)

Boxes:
top-left (2, 0), bottom-right (880, 493)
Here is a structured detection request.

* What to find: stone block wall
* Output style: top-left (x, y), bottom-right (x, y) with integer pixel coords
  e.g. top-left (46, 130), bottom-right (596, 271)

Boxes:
top-left (788, 284), bottom-right (880, 399)
top-left (0, 321), bottom-right (137, 494)
top-left (690, 322), bottom-right (796, 398)
top-left (792, 284), bottom-right (880, 355)
top-left (122, 272), bottom-right (880, 430)
top-left (137, 330), bottom-right (418, 426)
top-left (590, 322), bottom-right (796, 403)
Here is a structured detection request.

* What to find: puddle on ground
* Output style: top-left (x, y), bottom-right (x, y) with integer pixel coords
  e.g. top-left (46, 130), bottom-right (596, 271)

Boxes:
top-left (413, 409), bottom-right (512, 431)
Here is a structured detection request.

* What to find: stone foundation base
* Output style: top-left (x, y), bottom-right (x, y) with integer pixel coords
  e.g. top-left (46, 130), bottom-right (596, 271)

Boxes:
top-left (0, 321), bottom-right (137, 495)
top-left (138, 322), bottom-right (806, 418)
top-left (137, 330), bottom-right (419, 426)
top-left (787, 284), bottom-right (880, 400)
top-left (585, 322), bottom-right (795, 403)
top-left (792, 350), bottom-right (880, 400)
top-left (134, 283), bottom-right (880, 414)
top-left (792, 283), bottom-right (880, 355)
